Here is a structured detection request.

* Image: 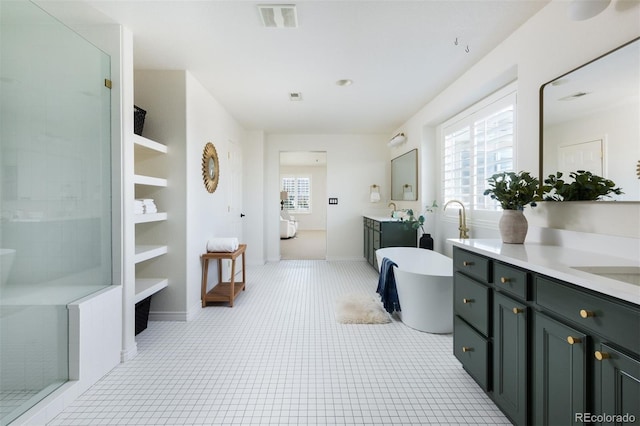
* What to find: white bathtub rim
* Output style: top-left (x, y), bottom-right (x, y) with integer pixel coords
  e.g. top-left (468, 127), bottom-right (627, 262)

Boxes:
top-left (376, 247), bottom-right (452, 277)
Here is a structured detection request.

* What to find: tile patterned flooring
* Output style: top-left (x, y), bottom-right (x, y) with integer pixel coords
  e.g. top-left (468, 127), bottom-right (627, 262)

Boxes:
top-left (49, 260), bottom-right (509, 425)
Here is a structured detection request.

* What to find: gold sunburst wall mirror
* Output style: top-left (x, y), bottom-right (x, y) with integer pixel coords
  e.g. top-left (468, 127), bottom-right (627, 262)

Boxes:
top-left (202, 142), bottom-right (220, 193)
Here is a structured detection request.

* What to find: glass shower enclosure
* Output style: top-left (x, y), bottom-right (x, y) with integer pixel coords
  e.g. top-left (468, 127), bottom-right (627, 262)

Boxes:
top-left (0, 1), bottom-right (112, 423)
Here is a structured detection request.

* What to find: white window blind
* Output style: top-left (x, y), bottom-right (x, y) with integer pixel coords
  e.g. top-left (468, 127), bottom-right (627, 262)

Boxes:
top-left (442, 86), bottom-right (516, 213)
top-left (282, 176), bottom-right (311, 213)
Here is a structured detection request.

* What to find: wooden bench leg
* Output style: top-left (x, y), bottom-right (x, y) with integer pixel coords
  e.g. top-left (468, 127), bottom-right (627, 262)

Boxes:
top-left (241, 252), bottom-right (246, 290)
top-left (229, 258), bottom-right (236, 307)
top-left (201, 258), bottom-right (209, 307)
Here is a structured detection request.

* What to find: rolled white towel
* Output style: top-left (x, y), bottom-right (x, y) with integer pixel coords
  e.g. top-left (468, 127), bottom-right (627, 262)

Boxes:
top-left (206, 237), bottom-right (239, 253)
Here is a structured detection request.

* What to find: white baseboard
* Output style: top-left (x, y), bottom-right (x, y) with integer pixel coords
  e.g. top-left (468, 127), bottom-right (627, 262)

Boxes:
top-left (148, 311), bottom-right (188, 322)
top-left (120, 344), bottom-right (138, 362)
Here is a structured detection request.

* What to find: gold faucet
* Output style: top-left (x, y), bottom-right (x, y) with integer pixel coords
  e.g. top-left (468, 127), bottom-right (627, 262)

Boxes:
top-left (388, 202), bottom-right (397, 218)
top-left (443, 199), bottom-right (469, 239)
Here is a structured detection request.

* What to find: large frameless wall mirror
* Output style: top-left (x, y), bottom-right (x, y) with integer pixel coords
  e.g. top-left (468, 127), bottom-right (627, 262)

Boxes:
top-left (391, 149), bottom-right (418, 201)
top-left (540, 37), bottom-right (640, 201)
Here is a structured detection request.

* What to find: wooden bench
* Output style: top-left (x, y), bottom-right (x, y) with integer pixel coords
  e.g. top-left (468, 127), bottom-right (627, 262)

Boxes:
top-left (201, 244), bottom-right (247, 307)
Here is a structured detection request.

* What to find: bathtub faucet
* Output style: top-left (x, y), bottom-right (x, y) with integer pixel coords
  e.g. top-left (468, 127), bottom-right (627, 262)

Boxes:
top-left (443, 200), bottom-right (469, 239)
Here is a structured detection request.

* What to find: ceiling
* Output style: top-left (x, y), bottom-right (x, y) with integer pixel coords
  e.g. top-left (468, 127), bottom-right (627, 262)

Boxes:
top-left (41, 0), bottom-right (549, 134)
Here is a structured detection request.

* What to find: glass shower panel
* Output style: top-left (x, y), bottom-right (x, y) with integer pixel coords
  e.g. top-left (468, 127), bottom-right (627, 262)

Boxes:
top-left (0, 1), bottom-right (112, 423)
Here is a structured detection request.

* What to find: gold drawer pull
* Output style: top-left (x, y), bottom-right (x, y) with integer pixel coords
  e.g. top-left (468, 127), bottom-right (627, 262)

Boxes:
top-left (594, 351), bottom-right (610, 361)
top-left (512, 307), bottom-right (524, 314)
top-left (580, 309), bottom-right (595, 318)
top-left (500, 277), bottom-right (511, 283)
top-left (462, 346), bottom-right (473, 353)
top-left (463, 261), bottom-right (474, 266)
top-left (567, 336), bottom-right (582, 345)
top-left (462, 298), bottom-right (474, 304)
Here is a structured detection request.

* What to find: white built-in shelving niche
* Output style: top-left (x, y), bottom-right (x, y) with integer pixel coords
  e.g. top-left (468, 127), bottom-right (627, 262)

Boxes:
top-left (133, 134), bottom-right (168, 304)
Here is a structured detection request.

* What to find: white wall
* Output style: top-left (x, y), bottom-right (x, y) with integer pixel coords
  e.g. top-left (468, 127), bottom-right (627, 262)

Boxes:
top-left (280, 165), bottom-right (327, 231)
top-left (134, 70), bottom-right (247, 321)
top-left (134, 70), bottom-right (188, 320)
top-left (263, 134), bottom-right (389, 261)
top-left (185, 71), bottom-right (247, 318)
top-left (394, 0), bottom-right (640, 251)
top-left (243, 131), bottom-right (267, 266)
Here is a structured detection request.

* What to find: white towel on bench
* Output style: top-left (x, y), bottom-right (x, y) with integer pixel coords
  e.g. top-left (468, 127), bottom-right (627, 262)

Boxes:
top-left (206, 237), bottom-right (239, 253)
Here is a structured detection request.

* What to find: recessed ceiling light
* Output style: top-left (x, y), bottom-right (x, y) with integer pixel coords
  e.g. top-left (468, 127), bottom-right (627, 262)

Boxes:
top-left (336, 79), bottom-right (353, 86)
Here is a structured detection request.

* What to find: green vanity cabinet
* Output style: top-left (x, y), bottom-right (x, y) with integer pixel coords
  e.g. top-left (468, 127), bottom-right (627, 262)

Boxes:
top-left (493, 292), bottom-right (528, 426)
top-left (533, 313), bottom-right (587, 426)
top-left (363, 217), bottom-right (417, 269)
top-left (452, 246), bottom-right (640, 426)
top-left (453, 249), bottom-right (493, 391)
top-left (594, 343), bottom-right (640, 424)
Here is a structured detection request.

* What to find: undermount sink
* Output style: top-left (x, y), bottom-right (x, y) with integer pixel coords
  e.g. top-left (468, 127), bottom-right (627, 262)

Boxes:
top-left (571, 266), bottom-right (640, 286)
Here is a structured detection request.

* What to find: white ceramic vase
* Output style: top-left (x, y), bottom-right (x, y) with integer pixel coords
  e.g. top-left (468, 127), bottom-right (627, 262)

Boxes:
top-left (499, 210), bottom-right (528, 244)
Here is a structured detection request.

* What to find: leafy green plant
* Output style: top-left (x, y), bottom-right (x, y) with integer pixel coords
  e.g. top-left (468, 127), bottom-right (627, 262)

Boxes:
top-left (483, 171), bottom-right (540, 210)
top-left (541, 170), bottom-right (623, 201)
top-left (404, 201), bottom-right (438, 232)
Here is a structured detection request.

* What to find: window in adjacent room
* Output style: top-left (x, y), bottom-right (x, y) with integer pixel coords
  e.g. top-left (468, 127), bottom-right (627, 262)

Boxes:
top-left (441, 83), bottom-right (517, 216)
top-left (281, 176), bottom-right (311, 213)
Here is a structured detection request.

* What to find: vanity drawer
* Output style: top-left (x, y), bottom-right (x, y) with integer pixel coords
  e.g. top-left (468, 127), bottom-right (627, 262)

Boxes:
top-left (494, 261), bottom-right (529, 300)
top-left (535, 276), bottom-right (640, 353)
top-left (454, 272), bottom-right (490, 336)
top-left (373, 220), bottom-right (381, 231)
top-left (454, 316), bottom-right (490, 391)
top-left (453, 248), bottom-right (491, 283)
top-left (373, 232), bottom-right (380, 249)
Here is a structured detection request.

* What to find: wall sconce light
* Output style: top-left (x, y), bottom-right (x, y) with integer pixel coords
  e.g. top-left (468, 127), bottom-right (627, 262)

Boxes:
top-left (280, 191), bottom-right (288, 210)
top-left (388, 132), bottom-right (407, 147)
top-left (403, 184), bottom-right (414, 201)
top-left (370, 184), bottom-right (381, 203)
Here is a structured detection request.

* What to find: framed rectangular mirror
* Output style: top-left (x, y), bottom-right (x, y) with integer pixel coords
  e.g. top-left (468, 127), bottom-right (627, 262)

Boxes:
top-left (540, 37), bottom-right (639, 201)
top-left (391, 149), bottom-right (418, 201)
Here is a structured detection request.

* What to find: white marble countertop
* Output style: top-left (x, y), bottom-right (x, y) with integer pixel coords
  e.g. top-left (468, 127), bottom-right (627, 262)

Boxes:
top-left (363, 214), bottom-right (402, 222)
top-left (448, 239), bottom-right (640, 306)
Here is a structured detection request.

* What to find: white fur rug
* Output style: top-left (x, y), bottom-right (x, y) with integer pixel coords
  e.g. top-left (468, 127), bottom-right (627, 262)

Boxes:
top-left (335, 293), bottom-right (391, 324)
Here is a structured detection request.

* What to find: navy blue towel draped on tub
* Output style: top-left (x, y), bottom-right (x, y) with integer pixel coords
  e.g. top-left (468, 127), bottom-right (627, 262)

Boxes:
top-left (376, 257), bottom-right (400, 314)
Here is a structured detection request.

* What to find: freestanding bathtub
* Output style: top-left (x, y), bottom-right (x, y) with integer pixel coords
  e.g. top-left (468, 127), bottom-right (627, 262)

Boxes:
top-left (376, 247), bottom-right (453, 333)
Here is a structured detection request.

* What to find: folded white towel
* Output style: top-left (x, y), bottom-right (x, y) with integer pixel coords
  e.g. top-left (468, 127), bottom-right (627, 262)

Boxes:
top-left (370, 192), bottom-right (381, 202)
top-left (207, 237), bottom-right (239, 253)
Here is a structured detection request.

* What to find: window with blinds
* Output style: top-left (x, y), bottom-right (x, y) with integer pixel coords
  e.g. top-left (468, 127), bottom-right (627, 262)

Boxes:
top-left (282, 176), bottom-right (311, 213)
top-left (442, 85), bottom-right (516, 213)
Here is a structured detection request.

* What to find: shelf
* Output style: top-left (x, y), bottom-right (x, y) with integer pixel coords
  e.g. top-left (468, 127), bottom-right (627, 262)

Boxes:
top-left (134, 278), bottom-right (168, 304)
top-left (133, 134), bottom-right (167, 153)
top-left (134, 212), bottom-right (168, 224)
top-left (134, 174), bottom-right (167, 187)
top-left (135, 245), bottom-right (168, 264)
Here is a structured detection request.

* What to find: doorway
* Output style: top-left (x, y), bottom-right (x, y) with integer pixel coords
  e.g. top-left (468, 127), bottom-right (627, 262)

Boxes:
top-left (279, 151), bottom-right (327, 260)
top-left (558, 139), bottom-right (604, 176)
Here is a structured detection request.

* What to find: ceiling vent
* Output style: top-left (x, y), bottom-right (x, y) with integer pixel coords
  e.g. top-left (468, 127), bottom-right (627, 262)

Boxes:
top-left (289, 92), bottom-right (303, 101)
top-left (258, 4), bottom-right (298, 28)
